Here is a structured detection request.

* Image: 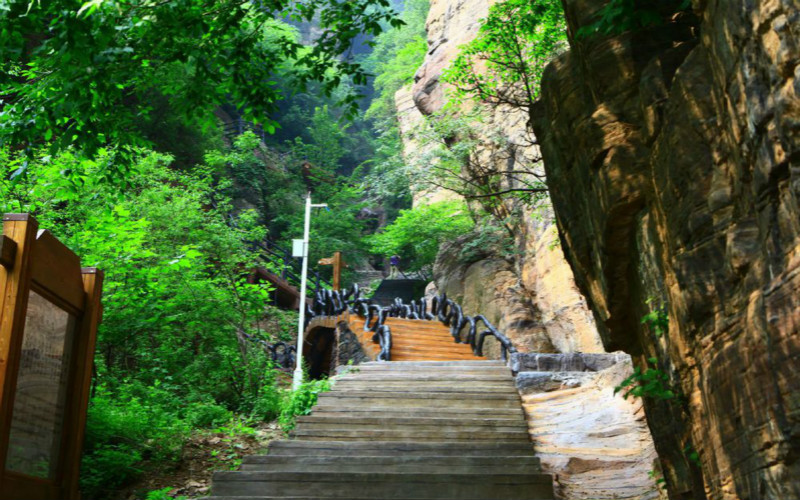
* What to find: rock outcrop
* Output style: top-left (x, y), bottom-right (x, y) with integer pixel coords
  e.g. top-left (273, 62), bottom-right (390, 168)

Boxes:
top-left (533, 0), bottom-right (800, 498)
top-left (514, 352), bottom-right (666, 500)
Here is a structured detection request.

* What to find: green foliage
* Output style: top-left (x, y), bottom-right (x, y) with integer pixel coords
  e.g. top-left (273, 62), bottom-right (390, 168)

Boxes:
top-left (642, 299), bottom-right (669, 338)
top-left (400, 109), bottom-right (548, 224)
top-left (648, 469), bottom-right (667, 490)
top-left (368, 200), bottom-right (475, 274)
top-left (458, 216), bottom-right (517, 264)
top-left (81, 383), bottom-right (191, 496)
top-left (0, 0), bottom-right (401, 160)
top-left (444, 0), bottom-right (566, 113)
top-left (683, 444), bottom-right (701, 467)
top-left (278, 378), bottom-right (332, 432)
top-left (356, 0), bottom-right (429, 212)
top-left (363, 0), bottom-right (430, 124)
top-left (615, 357), bottom-right (676, 401)
top-left (146, 488), bottom-right (188, 500)
top-left (0, 144), bottom-right (295, 497)
top-left (576, 0), bottom-right (691, 38)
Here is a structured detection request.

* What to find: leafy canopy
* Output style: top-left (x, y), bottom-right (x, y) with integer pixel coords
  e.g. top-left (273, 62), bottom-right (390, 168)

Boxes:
top-left (0, 0), bottom-right (402, 158)
top-left (368, 200), bottom-right (475, 274)
top-left (444, 0), bottom-right (566, 116)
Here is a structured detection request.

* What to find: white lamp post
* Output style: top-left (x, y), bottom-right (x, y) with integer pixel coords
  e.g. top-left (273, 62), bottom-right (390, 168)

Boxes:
top-left (293, 192), bottom-right (327, 391)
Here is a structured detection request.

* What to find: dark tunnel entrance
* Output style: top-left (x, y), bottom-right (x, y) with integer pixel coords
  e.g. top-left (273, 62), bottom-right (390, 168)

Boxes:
top-left (302, 326), bottom-right (335, 380)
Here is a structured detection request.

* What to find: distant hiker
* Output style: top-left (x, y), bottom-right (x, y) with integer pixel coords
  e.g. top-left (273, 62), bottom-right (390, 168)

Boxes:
top-left (389, 254), bottom-right (400, 279)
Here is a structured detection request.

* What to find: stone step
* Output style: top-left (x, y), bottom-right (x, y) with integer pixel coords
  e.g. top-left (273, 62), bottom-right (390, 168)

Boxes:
top-left (333, 373), bottom-right (513, 382)
top-left (290, 428), bottom-right (531, 442)
top-left (239, 455), bottom-right (541, 474)
top-left (389, 353), bottom-right (480, 361)
top-left (329, 383), bottom-right (517, 393)
top-left (295, 418), bottom-right (527, 433)
top-left (359, 360), bottom-right (505, 367)
top-left (387, 339), bottom-right (470, 349)
top-left (264, 440), bottom-right (536, 457)
top-left (210, 471), bottom-right (554, 499)
top-left (310, 406), bottom-right (526, 419)
top-left (354, 366), bottom-right (511, 376)
top-left (387, 346), bottom-right (477, 356)
top-left (351, 363), bottom-right (508, 370)
top-left (296, 415), bottom-right (525, 426)
top-left (317, 393), bottom-right (522, 409)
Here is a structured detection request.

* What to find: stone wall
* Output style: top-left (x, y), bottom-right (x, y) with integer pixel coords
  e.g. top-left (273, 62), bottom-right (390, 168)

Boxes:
top-left (532, 0), bottom-right (800, 498)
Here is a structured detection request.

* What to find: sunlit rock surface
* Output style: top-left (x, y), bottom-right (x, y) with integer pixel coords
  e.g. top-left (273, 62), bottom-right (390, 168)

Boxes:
top-left (533, 0), bottom-right (800, 498)
top-left (515, 352), bottom-right (666, 500)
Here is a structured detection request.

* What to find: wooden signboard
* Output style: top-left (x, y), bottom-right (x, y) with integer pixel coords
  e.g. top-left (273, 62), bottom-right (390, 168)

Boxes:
top-left (318, 251), bottom-right (343, 291)
top-left (0, 214), bottom-right (103, 500)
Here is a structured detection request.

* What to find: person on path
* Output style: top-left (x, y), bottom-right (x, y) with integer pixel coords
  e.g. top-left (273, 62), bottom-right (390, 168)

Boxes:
top-left (389, 254), bottom-right (400, 279)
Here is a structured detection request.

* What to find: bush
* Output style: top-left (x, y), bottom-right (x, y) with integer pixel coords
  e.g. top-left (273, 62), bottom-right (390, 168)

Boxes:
top-left (368, 200), bottom-right (475, 275)
top-left (278, 378), bottom-right (332, 432)
top-left (184, 402), bottom-right (233, 429)
top-left (81, 384), bottom-right (190, 498)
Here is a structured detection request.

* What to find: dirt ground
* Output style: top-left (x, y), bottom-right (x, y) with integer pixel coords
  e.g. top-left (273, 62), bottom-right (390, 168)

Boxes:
top-left (116, 421), bottom-right (283, 500)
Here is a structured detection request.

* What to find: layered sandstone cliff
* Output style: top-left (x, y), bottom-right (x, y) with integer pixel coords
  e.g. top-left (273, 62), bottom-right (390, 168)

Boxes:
top-left (533, 1), bottom-right (800, 499)
top-left (399, 0), bottom-right (602, 355)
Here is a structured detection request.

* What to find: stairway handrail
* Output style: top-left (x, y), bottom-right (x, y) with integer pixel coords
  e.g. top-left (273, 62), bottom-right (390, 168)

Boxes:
top-left (253, 239), bottom-right (332, 295)
top-left (237, 329), bottom-right (297, 369)
top-left (305, 284), bottom-right (518, 362)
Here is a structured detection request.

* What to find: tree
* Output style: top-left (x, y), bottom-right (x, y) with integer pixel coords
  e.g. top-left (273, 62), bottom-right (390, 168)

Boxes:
top-left (355, 0), bottom-right (428, 214)
top-left (368, 200), bottom-right (475, 276)
top-left (0, 0), bottom-right (402, 161)
top-left (444, 0), bottom-right (566, 125)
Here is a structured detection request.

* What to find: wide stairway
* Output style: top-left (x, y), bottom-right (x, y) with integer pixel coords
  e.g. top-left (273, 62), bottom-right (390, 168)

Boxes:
top-left (206, 360), bottom-right (554, 499)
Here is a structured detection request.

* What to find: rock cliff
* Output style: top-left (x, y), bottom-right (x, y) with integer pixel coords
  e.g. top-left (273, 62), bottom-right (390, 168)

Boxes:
top-left (400, 0), bottom-right (602, 356)
top-left (533, 0), bottom-right (800, 499)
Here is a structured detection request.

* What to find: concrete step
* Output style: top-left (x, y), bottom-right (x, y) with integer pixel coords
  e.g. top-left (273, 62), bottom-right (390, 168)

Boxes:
top-left (310, 406), bottom-right (526, 419)
top-left (296, 415), bottom-right (525, 426)
top-left (333, 373), bottom-right (513, 382)
top-left (330, 383), bottom-right (517, 393)
top-left (239, 455), bottom-right (542, 474)
top-left (290, 428), bottom-right (531, 442)
top-left (206, 358), bottom-right (553, 500)
top-left (211, 471), bottom-right (554, 499)
top-left (295, 419), bottom-right (527, 434)
top-left (264, 440), bottom-right (536, 457)
top-left (358, 361), bottom-right (505, 367)
top-left (317, 394), bottom-right (522, 409)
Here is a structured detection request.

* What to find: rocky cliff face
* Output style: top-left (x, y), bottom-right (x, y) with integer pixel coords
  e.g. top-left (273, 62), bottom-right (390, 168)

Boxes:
top-left (400, 0), bottom-right (602, 356)
top-left (533, 1), bottom-right (800, 499)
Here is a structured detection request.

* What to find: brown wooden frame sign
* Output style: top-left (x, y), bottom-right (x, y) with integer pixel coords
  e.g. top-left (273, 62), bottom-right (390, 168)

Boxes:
top-left (0, 214), bottom-right (103, 500)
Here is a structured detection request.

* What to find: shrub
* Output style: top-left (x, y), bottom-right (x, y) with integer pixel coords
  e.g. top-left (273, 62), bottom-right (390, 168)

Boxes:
top-left (278, 378), bottom-right (332, 432)
top-left (80, 384), bottom-right (190, 498)
top-left (368, 200), bottom-right (475, 275)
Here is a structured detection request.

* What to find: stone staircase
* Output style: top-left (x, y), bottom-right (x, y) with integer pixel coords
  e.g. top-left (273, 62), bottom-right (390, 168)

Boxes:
top-left (206, 360), bottom-right (554, 499)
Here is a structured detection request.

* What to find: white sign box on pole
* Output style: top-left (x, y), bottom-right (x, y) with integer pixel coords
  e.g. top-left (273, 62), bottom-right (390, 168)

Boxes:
top-left (292, 239), bottom-right (306, 258)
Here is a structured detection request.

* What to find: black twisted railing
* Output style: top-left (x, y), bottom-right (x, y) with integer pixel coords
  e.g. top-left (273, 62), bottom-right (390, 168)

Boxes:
top-left (239, 330), bottom-right (297, 369)
top-left (304, 285), bottom-right (518, 362)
